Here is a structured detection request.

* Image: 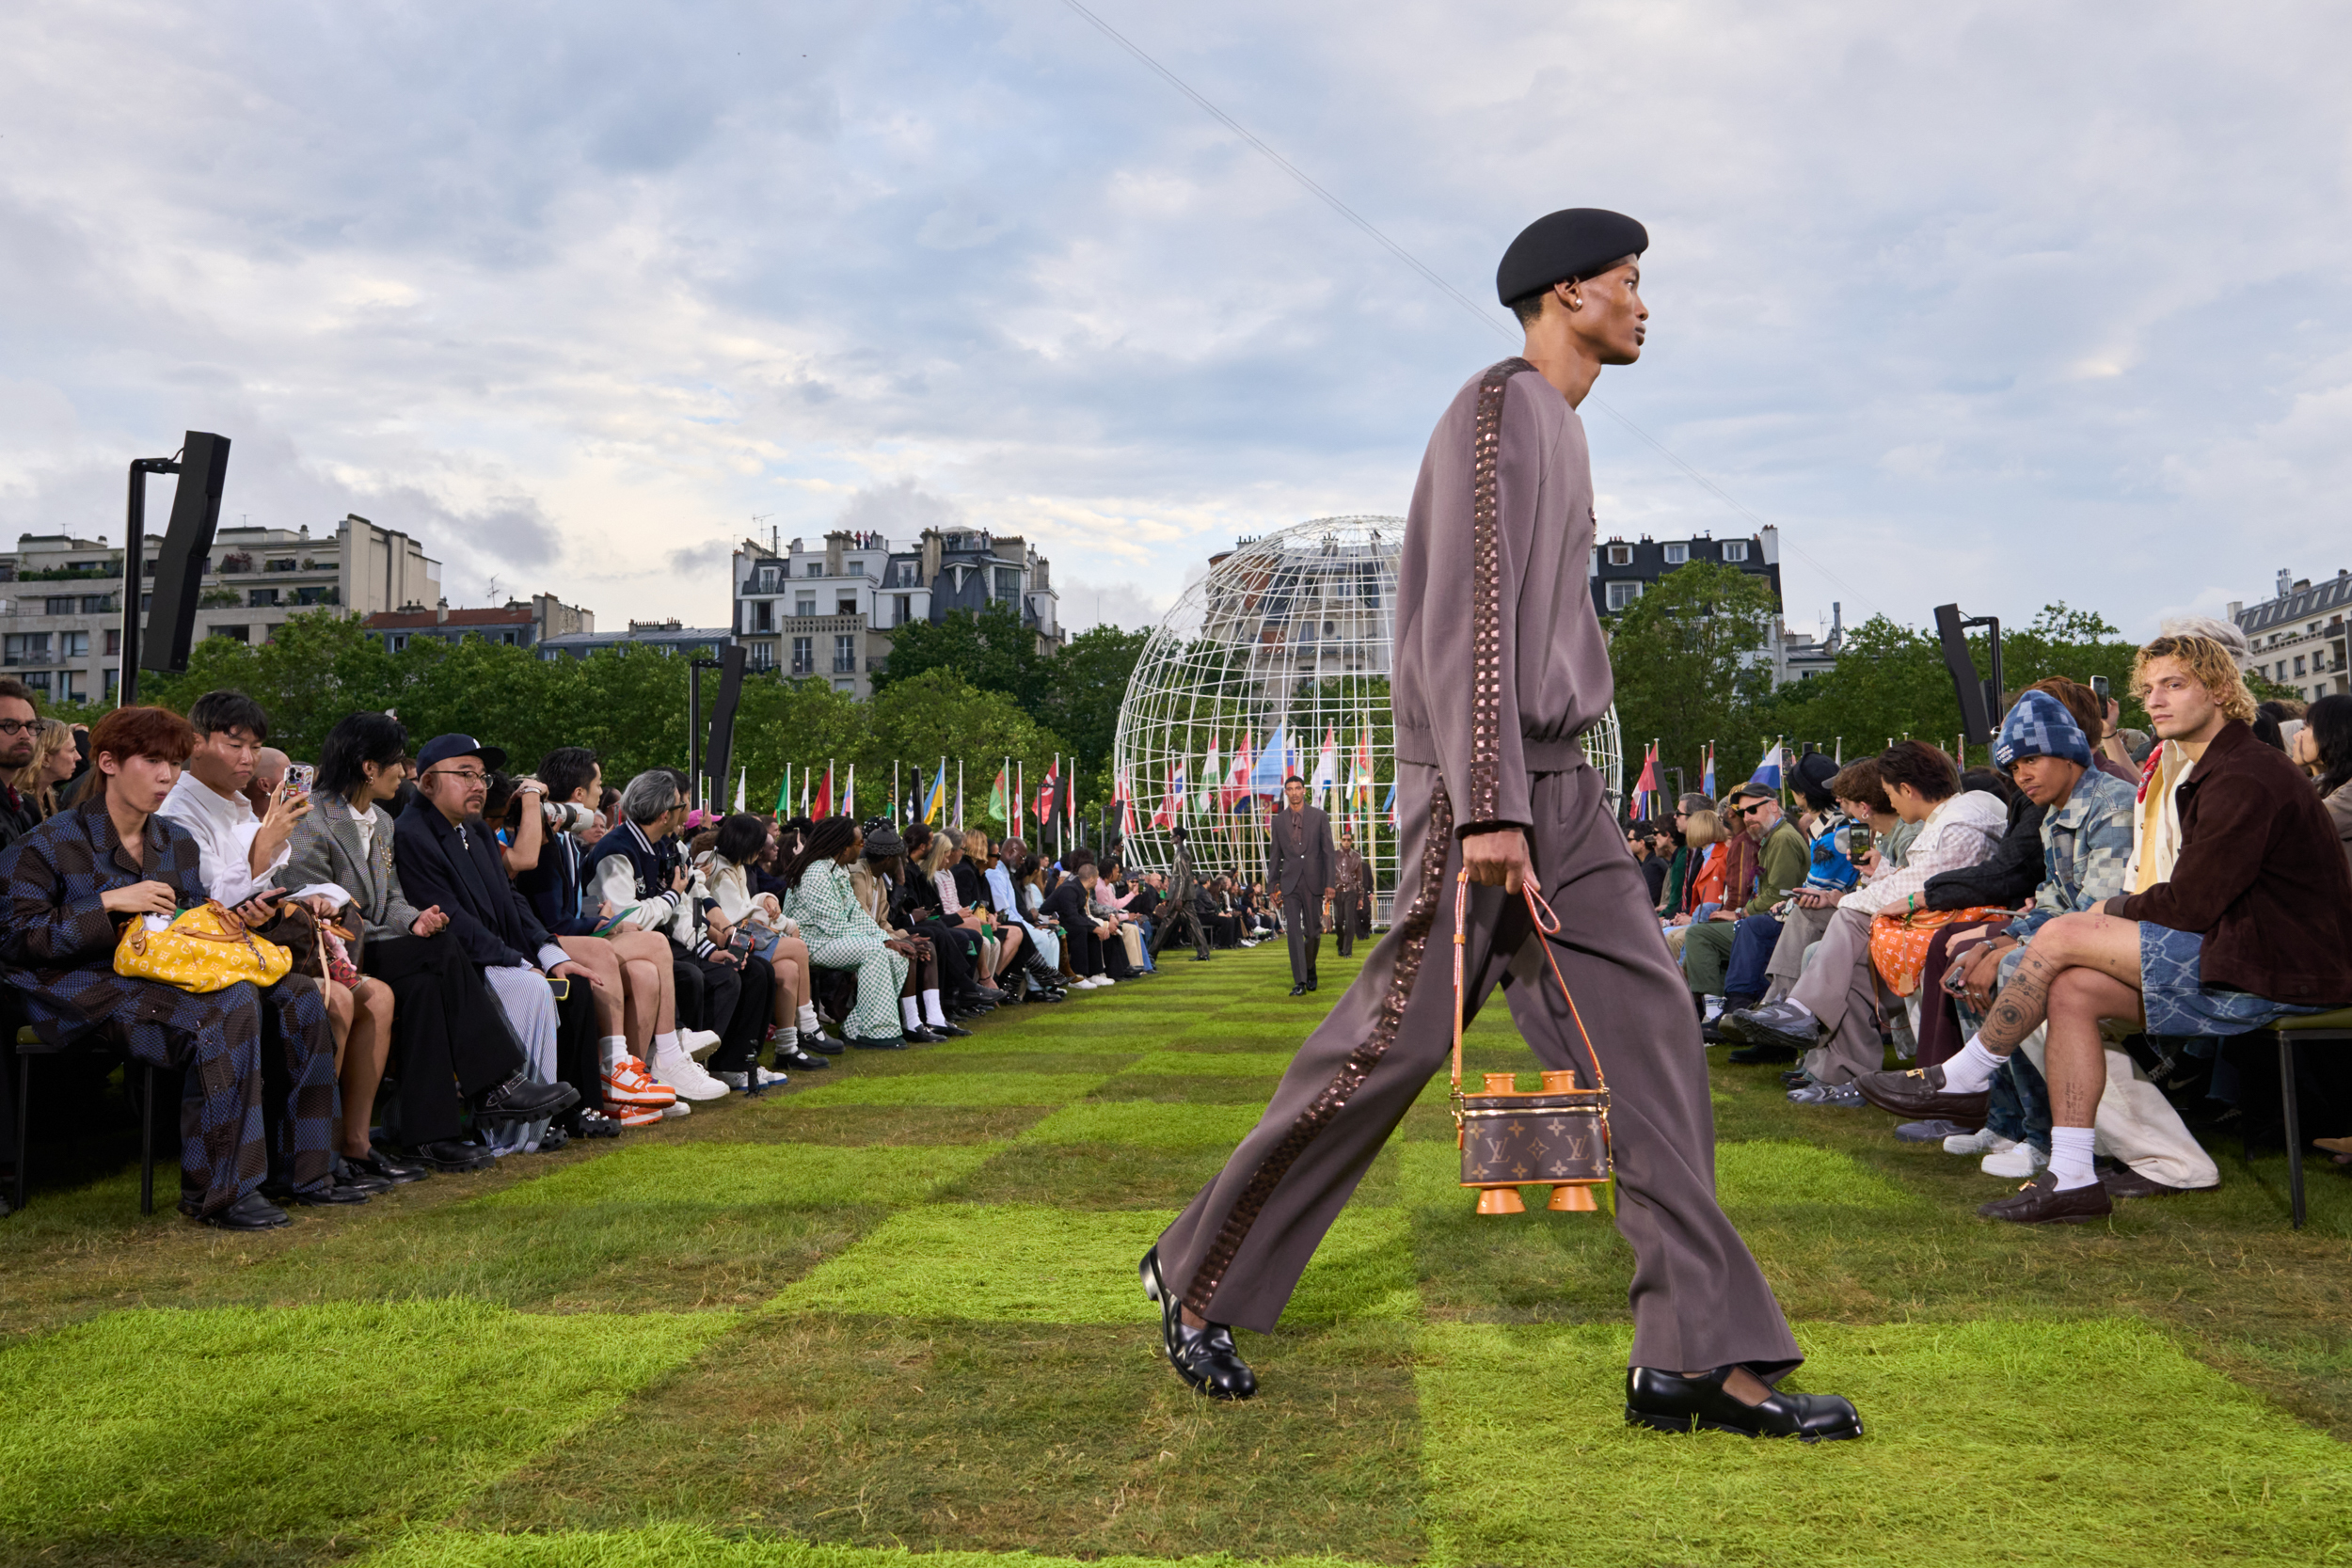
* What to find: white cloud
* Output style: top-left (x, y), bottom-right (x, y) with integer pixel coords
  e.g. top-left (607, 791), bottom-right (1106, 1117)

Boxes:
top-left (1, 0), bottom-right (2348, 643)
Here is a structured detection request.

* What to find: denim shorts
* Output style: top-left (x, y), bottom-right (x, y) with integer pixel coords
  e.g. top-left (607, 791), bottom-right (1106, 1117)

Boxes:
top-left (2138, 923), bottom-right (2321, 1037)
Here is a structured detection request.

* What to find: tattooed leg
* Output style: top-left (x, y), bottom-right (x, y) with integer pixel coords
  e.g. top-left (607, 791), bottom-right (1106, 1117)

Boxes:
top-left (2044, 967), bottom-right (2143, 1128)
top-left (1981, 911), bottom-right (2146, 1054)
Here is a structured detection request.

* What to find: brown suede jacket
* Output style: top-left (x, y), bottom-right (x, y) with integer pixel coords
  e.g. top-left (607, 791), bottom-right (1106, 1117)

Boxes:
top-left (2105, 720), bottom-right (2352, 1005)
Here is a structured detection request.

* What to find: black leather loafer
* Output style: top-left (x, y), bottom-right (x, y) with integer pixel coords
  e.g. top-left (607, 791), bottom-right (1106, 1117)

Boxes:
top-left (411, 1139), bottom-right (499, 1174)
top-left (773, 1045), bottom-right (831, 1069)
top-left (345, 1148), bottom-right (430, 1185)
top-left (1140, 1245), bottom-right (1258, 1400)
top-left (930, 1021), bottom-right (973, 1038)
top-left (1626, 1366), bottom-right (1862, 1441)
top-left (1288, 983), bottom-right (1306, 996)
top-left (328, 1160), bottom-right (393, 1196)
top-left (1853, 1063), bottom-right (1991, 1124)
top-left (198, 1191), bottom-right (294, 1230)
top-left (2100, 1165), bottom-right (2216, 1201)
top-left (848, 1035), bottom-right (907, 1051)
top-left (474, 1072), bottom-right (581, 1124)
top-left (263, 1177), bottom-right (372, 1208)
top-left (1977, 1171), bottom-right (2113, 1224)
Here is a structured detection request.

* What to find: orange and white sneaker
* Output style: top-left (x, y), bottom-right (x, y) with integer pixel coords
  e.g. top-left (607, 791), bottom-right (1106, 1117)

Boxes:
top-left (602, 1100), bottom-right (665, 1128)
top-left (602, 1055), bottom-right (675, 1108)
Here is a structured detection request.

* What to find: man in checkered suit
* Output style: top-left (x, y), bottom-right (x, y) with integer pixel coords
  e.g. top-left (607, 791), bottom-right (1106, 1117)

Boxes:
top-left (0, 706), bottom-right (339, 1230)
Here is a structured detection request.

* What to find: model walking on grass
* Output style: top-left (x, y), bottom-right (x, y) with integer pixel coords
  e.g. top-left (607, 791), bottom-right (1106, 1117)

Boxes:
top-left (1140, 208), bottom-right (1861, 1441)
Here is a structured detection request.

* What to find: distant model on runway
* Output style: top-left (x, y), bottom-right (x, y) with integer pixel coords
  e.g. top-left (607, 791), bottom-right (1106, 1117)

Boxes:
top-left (1267, 776), bottom-right (1334, 996)
top-left (1141, 208), bottom-right (1861, 1442)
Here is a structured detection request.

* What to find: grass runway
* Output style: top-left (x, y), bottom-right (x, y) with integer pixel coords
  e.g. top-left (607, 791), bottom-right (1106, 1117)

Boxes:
top-left (2, 942), bottom-right (2348, 1566)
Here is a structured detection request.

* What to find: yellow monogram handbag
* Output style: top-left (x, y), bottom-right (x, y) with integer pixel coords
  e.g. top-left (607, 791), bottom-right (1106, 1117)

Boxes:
top-left (113, 901), bottom-right (294, 993)
top-left (1451, 873), bottom-right (1613, 1215)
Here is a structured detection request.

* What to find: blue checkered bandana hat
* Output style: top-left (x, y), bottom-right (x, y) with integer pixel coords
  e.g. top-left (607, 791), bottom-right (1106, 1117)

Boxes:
top-left (1994, 689), bottom-right (2091, 769)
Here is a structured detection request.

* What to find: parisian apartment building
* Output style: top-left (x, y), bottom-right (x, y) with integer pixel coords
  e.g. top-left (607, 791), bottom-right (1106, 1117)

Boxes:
top-left (729, 526), bottom-right (1062, 699)
top-left (2231, 568), bottom-right (2351, 702)
top-left (0, 515), bottom-right (439, 704)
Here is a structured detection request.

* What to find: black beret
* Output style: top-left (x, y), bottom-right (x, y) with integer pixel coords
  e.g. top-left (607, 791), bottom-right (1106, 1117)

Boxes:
top-left (1495, 208), bottom-right (1648, 307)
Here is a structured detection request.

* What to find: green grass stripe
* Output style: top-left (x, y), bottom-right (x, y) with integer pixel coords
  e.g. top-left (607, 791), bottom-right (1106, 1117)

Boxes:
top-left (1713, 1138), bottom-right (1931, 1212)
top-left (1122, 1048), bottom-right (1297, 1077)
top-left (1019, 1100), bottom-right (1265, 1149)
top-left (772, 1202), bottom-right (1414, 1324)
top-left (783, 1071), bottom-right (1111, 1109)
top-left (1416, 1317), bottom-right (2352, 1567)
top-left (358, 1524), bottom-right (1385, 1567)
top-left (0, 1300), bottom-right (730, 1541)
top-left (472, 1141), bottom-right (1003, 1210)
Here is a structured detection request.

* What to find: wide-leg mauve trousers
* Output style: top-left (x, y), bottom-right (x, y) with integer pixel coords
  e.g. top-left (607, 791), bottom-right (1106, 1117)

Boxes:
top-left (1154, 761), bottom-right (1804, 1379)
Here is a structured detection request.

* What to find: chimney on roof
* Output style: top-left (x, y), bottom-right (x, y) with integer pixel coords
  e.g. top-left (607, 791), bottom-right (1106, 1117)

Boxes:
top-left (436, 597), bottom-right (449, 626)
top-left (2278, 568), bottom-right (2294, 600)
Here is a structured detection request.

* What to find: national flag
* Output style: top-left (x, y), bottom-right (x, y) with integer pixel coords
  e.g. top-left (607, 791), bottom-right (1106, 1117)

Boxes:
top-left (1382, 780), bottom-right (1398, 830)
top-left (1118, 768), bottom-right (1139, 836)
top-left (1630, 745), bottom-right (1660, 819)
top-left (811, 763), bottom-right (834, 820)
top-left (1351, 723), bottom-right (1375, 808)
top-left (988, 766), bottom-right (1008, 823)
top-left (923, 758), bottom-right (947, 825)
top-left (1152, 759), bottom-right (1184, 830)
top-left (735, 768), bottom-right (746, 813)
top-left (1246, 722), bottom-right (1289, 799)
top-left (1202, 733), bottom-right (1221, 816)
top-left (1035, 761), bottom-right (1058, 823)
top-left (1311, 726), bottom-right (1340, 807)
top-left (775, 764), bottom-right (791, 816)
top-left (1223, 733), bottom-right (1255, 811)
top-left (1701, 743), bottom-right (1716, 798)
top-left (842, 764), bottom-right (855, 821)
top-left (1748, 738), bottom-right (1782, 790)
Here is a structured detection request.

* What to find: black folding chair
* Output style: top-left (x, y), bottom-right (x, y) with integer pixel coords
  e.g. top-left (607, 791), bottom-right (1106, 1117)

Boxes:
top-left (8, 1022), bottom-right (167, 1217)
top-left (2274, 1006), bottom-right (2352, 1229)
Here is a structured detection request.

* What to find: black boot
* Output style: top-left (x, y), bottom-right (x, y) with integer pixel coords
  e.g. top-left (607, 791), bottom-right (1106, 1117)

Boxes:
top-left (1140, 1246), bottom-right (1256, 1400)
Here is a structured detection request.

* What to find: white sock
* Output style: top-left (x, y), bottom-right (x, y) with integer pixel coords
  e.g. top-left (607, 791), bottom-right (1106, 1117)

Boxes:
top-left (1940, 1037), bottom-right (2006, 1095)
top-left (599, 1036), bottom-right (628, 1071)
top-left (923, 989), bottom-right (947, 1027)
top-left (771, 1024), bottom-right (798, 1049)
top-left (797, 1004), bottom-right (819, 1033)
top-left (901, 996), bottom-right (922, 1029)
top-left (2049, 1126), bottom-right (2098, 1190)
top-left (653, 1030), bottom-right (680, 1057)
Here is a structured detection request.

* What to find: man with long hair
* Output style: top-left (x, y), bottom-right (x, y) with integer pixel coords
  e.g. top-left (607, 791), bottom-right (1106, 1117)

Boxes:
top-left (1140, 209), bottom-right (1857, 1439)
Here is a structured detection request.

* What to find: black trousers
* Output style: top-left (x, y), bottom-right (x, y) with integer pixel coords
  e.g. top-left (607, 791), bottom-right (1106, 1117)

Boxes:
top-left (912, 916), bottom-right (984, 997)
top-left (1064, 922), bottom-right (1106, 977)
top-left (707, 951), bottom-right (772, 1071)
top-left (1153, 903), bottom-right (1211, 959)
top-left (362, 934), bottom-right (524, 1146)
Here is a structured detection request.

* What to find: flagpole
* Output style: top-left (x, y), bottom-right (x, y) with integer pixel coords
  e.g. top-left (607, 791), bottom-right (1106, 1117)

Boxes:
top-left (956, 758), bottom-right (963, 833)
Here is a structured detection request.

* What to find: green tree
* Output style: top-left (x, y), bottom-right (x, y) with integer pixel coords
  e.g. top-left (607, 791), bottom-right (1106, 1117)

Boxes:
top-left (1605, 562), bottom-right (1777, 792)
top-left (872, 600), bottom-right (1050, 707)
top-left (869, 667), bottom-right (1061, 832)
top-left (1034, 624), bottom-right (1148, 764)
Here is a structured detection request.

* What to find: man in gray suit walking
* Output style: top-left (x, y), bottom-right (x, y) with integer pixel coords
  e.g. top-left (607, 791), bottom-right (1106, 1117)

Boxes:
top-left (1266, 776), bottom-right (1334, 996)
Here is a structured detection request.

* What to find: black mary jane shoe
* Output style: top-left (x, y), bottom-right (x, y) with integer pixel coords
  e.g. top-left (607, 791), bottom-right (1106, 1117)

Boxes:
top-left (930, 1020), bottom-right (973, 1038)
top-left (197, 1191), bottom-right (294, 1230)
top-left (773, 1044), bottom-right (831, 1070)
top-left (903, 1024), bottom-right (941, 1044)
top-left (1625, 1366), bottom-right (1862, 1442)
top-left (1140, 1245), bottom-right (1258, 1401)
top-left (801, 1034), bottom-right (846, 1056)
top-left (343, 1148), bottom-right (430, 1185)
top-left (849, 1034), bottom-right (908, 1051)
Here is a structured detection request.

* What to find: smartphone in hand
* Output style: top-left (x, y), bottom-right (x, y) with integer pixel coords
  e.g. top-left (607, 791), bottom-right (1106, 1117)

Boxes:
top-left (285, 764), bottom-right (315, 800)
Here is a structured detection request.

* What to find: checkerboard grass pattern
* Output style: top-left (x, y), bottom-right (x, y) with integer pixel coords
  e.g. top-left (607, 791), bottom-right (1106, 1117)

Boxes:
top-left (2, 944), bottom-right (2348, 1567)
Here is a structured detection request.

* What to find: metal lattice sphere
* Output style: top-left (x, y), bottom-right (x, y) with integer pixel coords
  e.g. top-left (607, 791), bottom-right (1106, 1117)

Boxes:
top-left (1111, 515), bottom-right (1621, 922)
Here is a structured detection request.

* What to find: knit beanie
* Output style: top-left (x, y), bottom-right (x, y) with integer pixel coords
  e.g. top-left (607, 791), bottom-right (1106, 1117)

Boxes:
top-left (1994, 689), bottom-right (2091, 769)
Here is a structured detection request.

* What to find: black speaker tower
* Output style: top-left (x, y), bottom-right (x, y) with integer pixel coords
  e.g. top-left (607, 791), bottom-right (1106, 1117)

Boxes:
top-left (120, 431), bottom-right (232, 705)
top-left (702, 643), bottom-right (748, 810)
top-left (1932, 603), bottom-right (2004, 748)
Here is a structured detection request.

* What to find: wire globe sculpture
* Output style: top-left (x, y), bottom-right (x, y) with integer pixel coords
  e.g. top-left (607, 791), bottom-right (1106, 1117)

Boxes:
top-left (1112, 515), bottom-right (1622, 922)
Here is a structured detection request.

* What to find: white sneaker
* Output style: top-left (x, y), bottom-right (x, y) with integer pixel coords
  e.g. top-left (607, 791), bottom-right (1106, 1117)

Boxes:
top-left (1093, 975), bottom-right (1115, 987)
top-left (1702, 996), bottom-right (1724, 1022)
top-left (712, 1066), bottom-right (786, 1090)
top-left (1982, 1142), bottom-right (2048, 1179)
top-left (654, 1048), bottom-right (730, 1101)
top-left (680, 1028), bottom-right (723, 1061)
top-left (1944, 1128), bottom-right (2016, 1157)
top-left (660, 1101), bottom-right (691, 1118)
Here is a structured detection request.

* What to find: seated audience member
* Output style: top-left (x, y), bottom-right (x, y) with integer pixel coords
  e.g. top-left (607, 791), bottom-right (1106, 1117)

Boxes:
top-left (0, 679), bottom-right (43, 854)
top-left (847, 820), bottom-right (964, 1043)
top-left (1922, 693), bottom-right (2215, 1196)
top-left (2288, 692), bottom-right (2352, 871)
top-left (1089, 865), bottom-right (1143, 978)
top-left (779, 816), bottom-right (910, 1049)
top-left (1203, 874), bottom-right (1242, 948)
top-left (1726, 761), bottom-right (1889, 1065)
top-left (1703, 757), bottom-right (1845, 1037)
top-left (1858, 636), bottom-right (2352, 1222)
top-left (1724, 741), bottom-right (2006, 1087)
top-left (579, 769), bottom-right (732, 1102)
top-left (1682, 780), bottom-right (1809, 1021)
top-left (391, 735), bottom-right (590, 1150)
top-left (514, 745), bottom-right (692, 1111)
top-left (924, 832), bottom-right (1007, 997)
top-left (1, 706), bottom-right (343, 1228)
top-left (11, 718), bottom-right (78, 824)
top-left (961, 830), bottom-right (1027, 980)
top-left (696, 812), bottom-right (830, 1070)
top-left (1042, 859), bottom-right (1120, 988)
top-left (1128, 868), bottom-right (1166, 969)
top-left (985, 837), bottom-right (1068, 1000)
top-left (280, 712), bottom-right (572, 1171)
top-left (2027, 676), bottom-right (2138, 785)
top-left (160, 691), bottom-right (402, 1185)
top-left (898, 822), bottom-right (995, 1012)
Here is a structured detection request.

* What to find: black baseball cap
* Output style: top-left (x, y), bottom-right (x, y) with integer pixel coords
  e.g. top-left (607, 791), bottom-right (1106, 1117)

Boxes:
top-left (415, 734), bottom-right (508, 772)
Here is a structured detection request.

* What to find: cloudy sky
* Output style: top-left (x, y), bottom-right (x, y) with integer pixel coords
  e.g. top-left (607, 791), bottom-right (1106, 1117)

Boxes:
top-left (4, 1), bottom-right (2347, 640)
